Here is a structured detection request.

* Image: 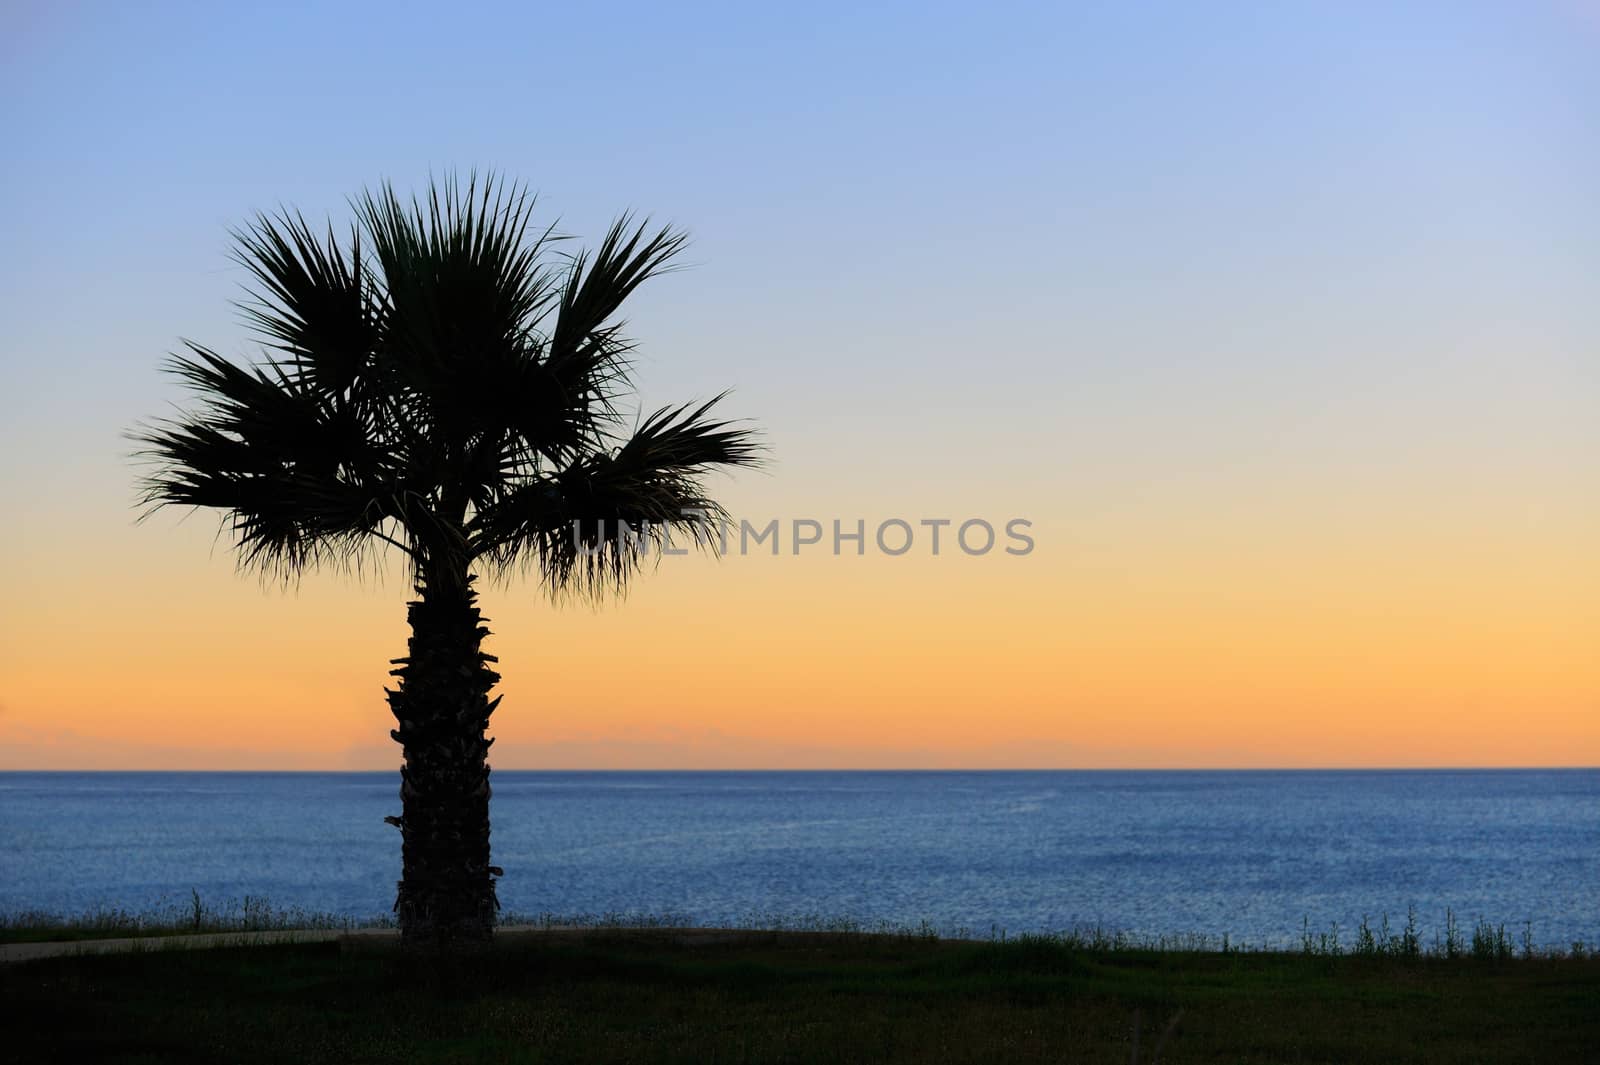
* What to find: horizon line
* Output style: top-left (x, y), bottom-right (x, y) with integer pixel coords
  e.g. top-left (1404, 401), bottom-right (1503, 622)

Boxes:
top-left (3, 766), bottom-right (1596, 774)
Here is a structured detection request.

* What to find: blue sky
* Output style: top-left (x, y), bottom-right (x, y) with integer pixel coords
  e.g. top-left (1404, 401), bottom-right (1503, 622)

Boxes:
top-left (6, 3), bottom-right (1594, 472)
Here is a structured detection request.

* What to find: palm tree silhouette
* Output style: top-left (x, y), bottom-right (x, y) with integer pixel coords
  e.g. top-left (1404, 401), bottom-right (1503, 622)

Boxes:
top-left (135, 175), bottom-right (761, 948)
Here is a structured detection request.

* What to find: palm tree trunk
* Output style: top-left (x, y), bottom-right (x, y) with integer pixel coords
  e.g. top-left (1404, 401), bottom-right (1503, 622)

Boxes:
top-left (386, 568), bottom-right (502, 948)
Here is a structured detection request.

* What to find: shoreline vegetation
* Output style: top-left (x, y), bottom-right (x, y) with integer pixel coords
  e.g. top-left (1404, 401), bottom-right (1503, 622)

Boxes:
top-left (2, 894), bottom-right (1593, 959)
top-left (4, 914), bottom-right (1596, 1064)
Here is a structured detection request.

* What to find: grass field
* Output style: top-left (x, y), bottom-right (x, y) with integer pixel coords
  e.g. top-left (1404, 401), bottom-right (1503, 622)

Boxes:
top-left (0, 894), bottom-right (375, 944)
top-left (4, 928), bottom-right (1597, 1064)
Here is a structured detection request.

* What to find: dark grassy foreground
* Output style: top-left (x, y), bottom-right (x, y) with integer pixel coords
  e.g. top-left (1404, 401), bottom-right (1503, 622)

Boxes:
top-left (4, 930), bottom-right (1597, 1064)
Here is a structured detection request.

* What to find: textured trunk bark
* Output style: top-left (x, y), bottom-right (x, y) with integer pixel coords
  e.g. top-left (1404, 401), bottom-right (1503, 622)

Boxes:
top-left (386, 568), bottom-right (502, 949)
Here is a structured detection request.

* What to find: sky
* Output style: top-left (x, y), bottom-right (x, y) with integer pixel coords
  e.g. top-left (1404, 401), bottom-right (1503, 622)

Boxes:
top-left (1, 1), bottom-right (1595, 769)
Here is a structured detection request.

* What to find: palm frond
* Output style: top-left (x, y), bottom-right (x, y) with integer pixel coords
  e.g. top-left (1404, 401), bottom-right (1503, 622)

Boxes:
top-left (470, 394), bottom-right (762, 596)
top-left (230, 211), bottom-right (378, 398)
top-left (354, 173), bottom-right (563, 440)
top-left (618, 395), bottom-right (765, 473)
top-left (542, 216), bottom-right (689, 441)
top-left (161, 344), bottom-right (368, 472)
top-left (133, 344), bottom-right (409, 579)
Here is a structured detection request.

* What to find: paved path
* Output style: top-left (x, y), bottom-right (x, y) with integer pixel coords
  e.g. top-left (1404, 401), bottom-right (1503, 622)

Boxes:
top-left (0, 925), bottom-right (820, 964)
top-left (0, 928), bottom-right (380, 964)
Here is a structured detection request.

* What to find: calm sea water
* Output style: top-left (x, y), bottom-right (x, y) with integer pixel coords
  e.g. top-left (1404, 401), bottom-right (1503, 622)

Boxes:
top-left (1, 770), bottom-right (1595, 947)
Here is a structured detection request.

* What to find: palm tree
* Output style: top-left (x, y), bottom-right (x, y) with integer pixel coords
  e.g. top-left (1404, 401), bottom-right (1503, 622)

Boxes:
top-left (135, 175), bottom-right (761, 949)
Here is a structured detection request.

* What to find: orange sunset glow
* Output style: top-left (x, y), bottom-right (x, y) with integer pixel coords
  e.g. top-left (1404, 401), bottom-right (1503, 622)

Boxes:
top-left (3, 476), bottom-right (1593, 769)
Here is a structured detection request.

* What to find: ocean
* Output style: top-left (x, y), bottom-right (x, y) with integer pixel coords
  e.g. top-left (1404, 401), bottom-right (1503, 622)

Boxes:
top-left (1, 769), bottom-right (1595, 948)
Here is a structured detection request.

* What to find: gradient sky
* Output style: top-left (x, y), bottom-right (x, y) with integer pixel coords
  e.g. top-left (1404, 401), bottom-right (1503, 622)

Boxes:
top-left (1, 1), bottom-right (1595, 769)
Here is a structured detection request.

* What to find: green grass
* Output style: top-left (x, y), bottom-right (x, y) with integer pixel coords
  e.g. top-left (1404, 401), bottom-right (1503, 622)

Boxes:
top-left (4, 929), bottom-right (1597, 1064)
top-left (5, 898), bottom-right (1591, 959)
top-left (0, 893), bottom-right (381, 944)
